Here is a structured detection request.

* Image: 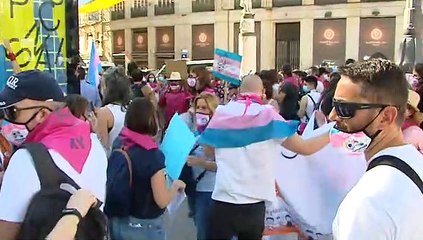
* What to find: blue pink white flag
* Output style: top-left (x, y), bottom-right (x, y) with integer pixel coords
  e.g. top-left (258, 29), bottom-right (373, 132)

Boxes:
top-left (87, 40), bottom-right (102, 87)
top-left (212, 48), bottom-right (242, 86)
top-left (198, 100), bottom-right (299, 148)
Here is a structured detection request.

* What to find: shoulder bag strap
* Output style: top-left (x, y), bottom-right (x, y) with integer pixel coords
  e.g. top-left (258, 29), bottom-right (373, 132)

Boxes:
top-left (368, 155), bottom-right (423, 195)
top-left (304, 95), bottom-right (317, 121)
top-left (196, 169), bottom-right (208, 182)
top-left (114, 148), bottom-right (133, 189)
top-left (20, 143), bottom-right (79, 189)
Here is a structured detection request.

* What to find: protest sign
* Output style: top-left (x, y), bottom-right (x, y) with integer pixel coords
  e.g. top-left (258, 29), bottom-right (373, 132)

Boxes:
top-left (275, 117), bottom-right (366, 238)
top-left (160, 114), bottom-right (196, 180)
top-left (212, 48), bottom-right (242, 86)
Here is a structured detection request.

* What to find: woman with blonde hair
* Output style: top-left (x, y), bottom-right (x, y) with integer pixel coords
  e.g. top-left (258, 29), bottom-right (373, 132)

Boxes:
top-left (181, 93), bottom-right (218, 240)
top-left (402, 89), bottom-right (423, 154)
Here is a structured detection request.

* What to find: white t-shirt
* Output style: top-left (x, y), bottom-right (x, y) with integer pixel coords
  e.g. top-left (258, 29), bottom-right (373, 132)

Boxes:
top-left (105, 104), bottom-right (126, 154)
top-left (212, 140), bottom-right (281, 204)
top-left (333, 145), bottom-right (423, 240)
top-left (0, 134), bottom-right (107, 223)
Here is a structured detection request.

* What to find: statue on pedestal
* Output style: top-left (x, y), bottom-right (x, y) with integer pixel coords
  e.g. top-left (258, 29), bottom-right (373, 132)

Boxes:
top-left (240, 0), bottom-right (252, 15)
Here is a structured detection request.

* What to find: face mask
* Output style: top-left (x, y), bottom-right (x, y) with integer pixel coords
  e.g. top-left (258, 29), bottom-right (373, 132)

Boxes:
top-left (302, 85), bottom-right (310, 93)
top-left (1, 120), bottom-right (29, 146)
top-left (331, 111), bottom-right (383, 154)
top-left (148, 78), bottom-right (155, 83)
top-left (169, 84), bottom-right (181, 92)
top-left (195, 113), bottom-right (210, 133)
top-left (324, 74), bottom-right (330, 81)
top-left (187, 77), bottom-right (197, 88)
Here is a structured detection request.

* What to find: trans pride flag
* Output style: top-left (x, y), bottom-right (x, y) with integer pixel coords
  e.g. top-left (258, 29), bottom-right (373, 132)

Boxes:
top-left (87, 40), bottom-right (102, 87)
top-left (198, 100), bottom-right (299, 148)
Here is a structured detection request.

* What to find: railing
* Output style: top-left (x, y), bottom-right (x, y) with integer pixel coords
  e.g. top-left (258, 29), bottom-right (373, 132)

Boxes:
top-left (192, 0), bottom-right (215, 12)
top-left (234, 0), bottom-right (262, 10)
top-left (111, 2), bottom-right (125, 20)
top-left (155, 0), bottom-right (175, 15)
top-left (131, 0), bottom-right (148, 17)
top-left (272, 0), bottom-right (301, 7)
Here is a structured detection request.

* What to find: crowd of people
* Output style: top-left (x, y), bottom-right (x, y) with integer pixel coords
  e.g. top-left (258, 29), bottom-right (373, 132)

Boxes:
top-left (1, 41), bottom-right (423, 240)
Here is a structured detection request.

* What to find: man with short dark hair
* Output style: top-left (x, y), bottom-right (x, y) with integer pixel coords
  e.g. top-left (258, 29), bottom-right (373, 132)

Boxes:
top-left (330, 59), bottom-right (423, 239)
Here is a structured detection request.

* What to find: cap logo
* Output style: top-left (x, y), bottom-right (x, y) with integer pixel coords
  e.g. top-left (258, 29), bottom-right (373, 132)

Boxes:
top-left (6, 76), bottom-right (19, 90)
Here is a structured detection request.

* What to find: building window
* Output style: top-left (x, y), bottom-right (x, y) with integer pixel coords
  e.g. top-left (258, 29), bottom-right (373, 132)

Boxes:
top-left (315, 0), bottom-right (347, 5)
top-left (234, 0), bottom-right (262, 9)
top-left (276, 23), bottom-right (300, 70)
top-left (132, 0), bottom-right (148, 18)
top-left (234, 22), bottom-right (261, 70)
top-left (273, 0), bottom-right (301, 7)
top-left (192, 24), bottom-right (215, 60)
top-left (192, 0), bottom-right (215, 12)
top-left (111, 2), bottom-right (125, 20)
top-left (155, 0), bottom-right (175, 15)
top-left (359, 17), bottom-right (396, 61)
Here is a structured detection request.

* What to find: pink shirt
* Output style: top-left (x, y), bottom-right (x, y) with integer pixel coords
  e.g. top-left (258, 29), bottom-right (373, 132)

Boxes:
top-left (284, 76), bottom-right (299, 88)
top-left (403, 125), bottom-right (423, 154)
top-left (159, 90), bottom-right (191, 128)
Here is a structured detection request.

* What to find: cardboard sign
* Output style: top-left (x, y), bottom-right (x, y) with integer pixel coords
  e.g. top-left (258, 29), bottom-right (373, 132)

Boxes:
top-left (165, 60), bottom-right (188, 80)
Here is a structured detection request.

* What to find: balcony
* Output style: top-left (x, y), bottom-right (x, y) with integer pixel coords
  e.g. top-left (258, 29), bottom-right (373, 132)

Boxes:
top-left (131, 0), bottom-right (148, 18)
top-left (111, 3), bottom-right (125, 20)
top-left (155, 0), bottom-right (175, 15)
top-left (192, 0), bottom-right (215, 12)
top-left (272, 0), bottom-right (301, 7)
top-left (234, 0), bottom-right (262, 9)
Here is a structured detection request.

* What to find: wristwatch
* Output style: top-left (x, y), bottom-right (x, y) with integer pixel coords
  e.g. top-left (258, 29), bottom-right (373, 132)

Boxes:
top-left (61, 208), bottom-right (83, 222)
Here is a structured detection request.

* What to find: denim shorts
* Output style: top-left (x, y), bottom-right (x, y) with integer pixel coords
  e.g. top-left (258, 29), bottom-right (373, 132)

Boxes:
top-left (110, 215), bottom-right (166, 240)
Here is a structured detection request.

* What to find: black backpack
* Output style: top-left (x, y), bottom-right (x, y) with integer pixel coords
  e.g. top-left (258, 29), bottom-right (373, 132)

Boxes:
top-left (16, 143), bottom-right (109, 240)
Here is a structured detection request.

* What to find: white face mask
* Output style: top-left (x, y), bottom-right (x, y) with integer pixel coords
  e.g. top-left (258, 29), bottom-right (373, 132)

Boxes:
top-left (1, 120), bottom-right (29, 146)
top-left (329, 127), bottom-right (371, 155)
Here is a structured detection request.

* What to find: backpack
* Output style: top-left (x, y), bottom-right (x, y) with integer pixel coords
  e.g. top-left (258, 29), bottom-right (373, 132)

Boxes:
top-left (367, 155), bottom-right (423, 194)
top-left (17, 143), bottom-right (109, 239)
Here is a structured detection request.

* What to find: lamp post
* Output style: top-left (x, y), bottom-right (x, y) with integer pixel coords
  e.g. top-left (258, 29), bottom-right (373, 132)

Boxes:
top-left (239, 0), bottom-right (256, 75)
top-left (400, 0), bottom-right (422, 69)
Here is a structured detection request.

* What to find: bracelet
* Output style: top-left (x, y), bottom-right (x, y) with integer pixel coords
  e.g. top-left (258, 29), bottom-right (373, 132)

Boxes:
top-left (61, 208), bottom-right (83, 222)
top-left (7, 53), bottom-right (16, 61)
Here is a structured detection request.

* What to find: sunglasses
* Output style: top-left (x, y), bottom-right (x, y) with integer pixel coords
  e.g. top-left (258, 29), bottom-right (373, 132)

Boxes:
top-left (3, 106), bottom-right (50, 123)
top-left (333, 99), bottom-right (390, 119)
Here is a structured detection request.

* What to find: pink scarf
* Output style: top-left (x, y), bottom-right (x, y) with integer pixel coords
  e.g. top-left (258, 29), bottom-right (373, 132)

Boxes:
top-left (119, 127), bottom-right (158, 150)
top-left (402, 119), bottom-right (418, 131)
top-left (25, 108), bottom-right (92, 173)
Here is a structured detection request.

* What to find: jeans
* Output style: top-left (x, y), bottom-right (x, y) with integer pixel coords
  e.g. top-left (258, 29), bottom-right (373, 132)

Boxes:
top-left (195, 191), bottom-right (213, 240)
top-left (109, 215), bottom-right (165, 240)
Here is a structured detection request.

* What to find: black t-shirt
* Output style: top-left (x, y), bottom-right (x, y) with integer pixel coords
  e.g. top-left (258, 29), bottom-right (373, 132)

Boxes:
top-left (279, 82), bottom-right (300, 121)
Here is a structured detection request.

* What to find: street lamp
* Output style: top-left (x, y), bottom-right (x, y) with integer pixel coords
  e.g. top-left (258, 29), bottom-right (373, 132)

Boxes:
top-left (399, 0), bottom-right (421, 69)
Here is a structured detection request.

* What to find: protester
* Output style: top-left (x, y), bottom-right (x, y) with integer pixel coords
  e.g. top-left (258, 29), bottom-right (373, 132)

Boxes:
top-left (199, 75), bottom-right (329, 240)
top-left (345, 58), bottom-right (355, 66)
top-left (297, 76), bottom-right (321, 134)
top-left (0, 70), bottom-right (107, 240)
top-left (159, 72), bottom-right (191, 129)
top-left (96, 66), bottom-right (130, 154)
top-left (330, 59), bottom-right (423, 239)
top-left (130, 69), bottom-right (158, 108)
top-left (278, 66), bottom-right (300, 121)
top-left (192, 67), bottom-right (215, 95)
top-left (105, 97), bottom-right (185, 240)
top-left (182, 93), bottom-right (218, 240)
top-left (65, 94), bottom-right (97, 133)
top-left (402, 90), bottom-right (423, 154)
top-left (260, 74), bottom-right (279, 112)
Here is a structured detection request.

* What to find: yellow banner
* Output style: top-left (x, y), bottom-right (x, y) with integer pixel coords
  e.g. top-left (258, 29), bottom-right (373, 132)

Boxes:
top-left (79, 0), bottom-right (124, 14)
top-left (0, 0), bottom-right (67, 80)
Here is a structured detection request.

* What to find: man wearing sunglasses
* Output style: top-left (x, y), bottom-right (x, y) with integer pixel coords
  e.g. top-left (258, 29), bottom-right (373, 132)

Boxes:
top-left (0, 70), bottom-right (107, 240)
top-left (330, 59), bottom-right (423, 239)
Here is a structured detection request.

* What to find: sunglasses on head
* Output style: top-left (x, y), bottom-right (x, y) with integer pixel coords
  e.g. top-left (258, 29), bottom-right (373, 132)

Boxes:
top-left (332, 99), bottom-right (391, 119)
